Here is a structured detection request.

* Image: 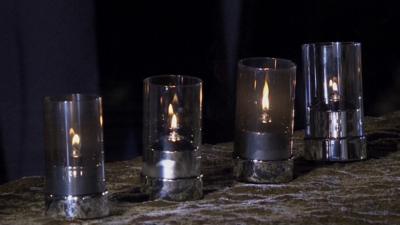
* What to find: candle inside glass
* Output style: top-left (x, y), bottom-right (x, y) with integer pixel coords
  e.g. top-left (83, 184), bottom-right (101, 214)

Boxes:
top-left (234, 57), bottom-right (296, 161)
top-left (302, 42), bottom-right (366, 161)
top-left (43, 94), bottom-right (108, 219)
top-left (142, 75), bottom-right (203, 200)
top-left (44, 94), bottom-right (105, 196)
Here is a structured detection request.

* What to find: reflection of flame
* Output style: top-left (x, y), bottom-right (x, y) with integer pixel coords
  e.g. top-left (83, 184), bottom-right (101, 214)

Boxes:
top-left (100, 115), bottom-right (103, 127)
top-left (172, 94), bottom-right (178, 104)
top-left (262, 79), bottom-right (270, 111)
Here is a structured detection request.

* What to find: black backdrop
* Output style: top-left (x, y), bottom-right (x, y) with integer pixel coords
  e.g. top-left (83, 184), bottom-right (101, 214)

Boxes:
top-left (1, 0), bottom-right (399, 183)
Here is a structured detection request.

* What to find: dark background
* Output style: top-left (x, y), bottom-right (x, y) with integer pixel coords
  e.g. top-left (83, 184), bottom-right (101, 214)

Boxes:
top-left (1, 0), bottom-right (399, 184)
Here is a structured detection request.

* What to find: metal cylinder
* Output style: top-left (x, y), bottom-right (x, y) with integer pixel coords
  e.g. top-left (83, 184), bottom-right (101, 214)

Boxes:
top-left (43, 94), bottom-right (109, 219)
top-left (302, 42), bottom-right (367, 161)
top-left (234, 57), bottom-right (296, 183)
top-left (142, 75), bottom-right (203, 201)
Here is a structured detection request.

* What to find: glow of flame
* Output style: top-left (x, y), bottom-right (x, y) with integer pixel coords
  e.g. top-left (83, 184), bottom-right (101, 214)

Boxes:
top-left (262, 79), bottom-right (270, 111)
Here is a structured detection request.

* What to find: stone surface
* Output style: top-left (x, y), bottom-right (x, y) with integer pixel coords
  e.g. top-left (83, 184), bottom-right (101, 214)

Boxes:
top-left (233, 158), bottom-right (293, 183)
top-left (1, 112), bottom-right (400, 224)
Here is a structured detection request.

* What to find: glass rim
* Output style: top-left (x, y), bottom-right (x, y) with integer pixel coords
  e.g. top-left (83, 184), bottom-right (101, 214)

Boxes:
top-left (238, 57), bottom-right (296, 71)
top-left (302, 41), bottom-right (361, 48)
top-left (143, 74), bottom-right (202, 87)
top-left (44, 93), bottom-right (101, 102)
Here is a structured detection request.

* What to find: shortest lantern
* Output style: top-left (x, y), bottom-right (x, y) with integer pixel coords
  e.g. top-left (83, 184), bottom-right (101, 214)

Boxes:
top-left (142, 75), bottom-right (203, 201)
top-left (43, 94), bottom-right (109, 220)
top-left (234, 57), bottom-right (296, 183)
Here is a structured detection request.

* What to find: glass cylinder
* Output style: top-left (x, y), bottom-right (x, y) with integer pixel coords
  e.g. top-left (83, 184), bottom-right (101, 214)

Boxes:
top-left (43, 94), bottom-right (109, 219)
top-left (234, 57), bottom-right (296, 183)
top-left (302, 42), bottom-right (367, 161)
top-left (142, 75), bottom-right (203, 201)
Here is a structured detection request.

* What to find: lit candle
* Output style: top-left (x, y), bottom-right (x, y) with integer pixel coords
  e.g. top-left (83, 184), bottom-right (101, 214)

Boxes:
top-left (234, 57), bottom-right (296, 183)
top-left (142, 75), bottom-right (203, 201)
top-left (302, 42), bottom-right (366, 161)
top-left (43, 94), bottom-right (108, 219)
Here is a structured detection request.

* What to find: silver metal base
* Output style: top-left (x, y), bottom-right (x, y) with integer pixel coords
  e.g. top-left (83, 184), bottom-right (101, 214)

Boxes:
top-left (234, 157), bottom-right (294, 184)
top-left (304, 136), bottom-right (367, 161)
top-left (142, 175), bottom-right (203, 201)
top-left (45, 191), bottom-right (109, 220)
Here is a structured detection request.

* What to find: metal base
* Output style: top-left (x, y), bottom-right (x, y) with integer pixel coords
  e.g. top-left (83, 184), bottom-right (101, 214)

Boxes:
top-left (234, 157), bottom-right (293, 184)
top-left (142, 175), bottom-right (203, 201)
top-left (304, 136), bottom-right (367, 161)
top-left (45, 191), bottom-right (109, 220)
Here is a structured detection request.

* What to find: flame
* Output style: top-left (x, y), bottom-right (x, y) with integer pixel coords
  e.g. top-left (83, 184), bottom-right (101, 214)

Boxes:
top-left (171, 114), bottom-right (178, 129)
top-left (168, 99), bottom-right (179, 141)
top-left (168, 103), bottom-right (178, 129)
top-left (72, 134), bottom-right (80, 146)
top-left (70, 129), bottom-right (81, 158)
top-left (200, 86), bottom-right (203, 107)
top-left (331, 80), bottom-right (338, 92)
top-left (329, 78), bottom-right (339, 101)
top-left (168, 104), bottom-right (174, 116)
top-left (262, 79), bottom-right (270, 111)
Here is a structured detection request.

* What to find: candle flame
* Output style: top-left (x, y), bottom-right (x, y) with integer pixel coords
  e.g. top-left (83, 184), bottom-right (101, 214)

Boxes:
top-left (70, 129), bottom-right (81, 158)
top-left (329, 79), bottom-right (338, 92)
top-left (72, 134), bottom-right (80, 146)
top-left (171, 113), bottom-right (178, 129)
top-left (329, 78), bottom-right (340, 102)
top-left (262, 79), bottom-right (270, 111)
top-left (168, 103), bottom-right (174, 116)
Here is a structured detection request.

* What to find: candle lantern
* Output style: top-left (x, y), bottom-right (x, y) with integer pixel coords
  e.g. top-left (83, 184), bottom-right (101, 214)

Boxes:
top-left (43, 94), bottom-right (109, 219)
top-left (302, 42), bottom-right (367, 161)
top-left (142, 75), bottom-right (203, 201)
top-left (234, 57), bottom-right (296, 183)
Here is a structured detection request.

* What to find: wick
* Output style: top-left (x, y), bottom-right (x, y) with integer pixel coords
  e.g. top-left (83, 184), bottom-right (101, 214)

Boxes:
top-left (260, 112), bottom-right (272, 123)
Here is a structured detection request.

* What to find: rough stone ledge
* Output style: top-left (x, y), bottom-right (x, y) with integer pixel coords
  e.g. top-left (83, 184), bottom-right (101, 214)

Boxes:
top-left (0, 111), bottom-right (400, 224)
